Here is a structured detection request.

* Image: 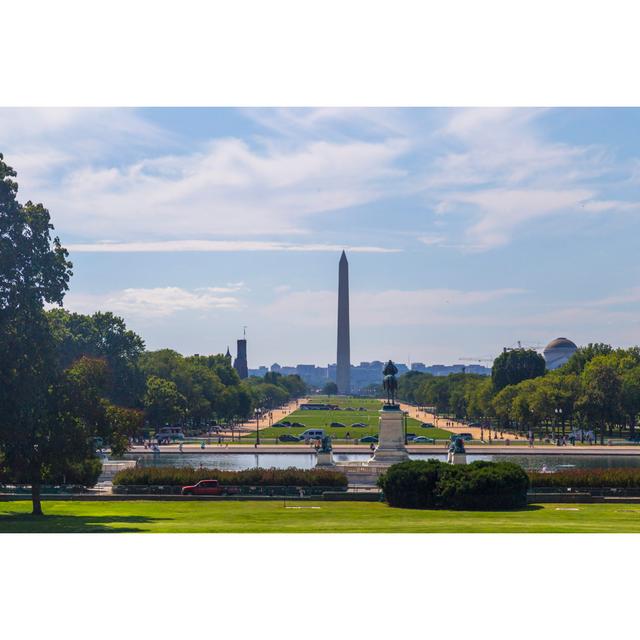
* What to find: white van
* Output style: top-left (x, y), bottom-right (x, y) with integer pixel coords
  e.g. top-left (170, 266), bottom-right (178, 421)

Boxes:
top-left (156, 426), bottom-right (185, 442)
top-left (299, 429), bottom-right (325, 441)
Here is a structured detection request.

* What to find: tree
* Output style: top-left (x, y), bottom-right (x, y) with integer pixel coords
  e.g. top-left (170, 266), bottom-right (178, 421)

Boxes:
top-left (0, 154), bottom-right (73, 514)
top-left (492, 348), bottom-right (546, 392)
top-left (143, 376), bottom-right (186, 427)
top-left (47, 308), bottom-right (145, 406)
top-left (322, 381), bottom-right (338, 397)
top-left (577, 357), bottom-right (622, 444)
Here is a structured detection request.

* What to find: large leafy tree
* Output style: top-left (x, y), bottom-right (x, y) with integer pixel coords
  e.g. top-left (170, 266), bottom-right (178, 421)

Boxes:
top-left (577, 357), bottom-right (622, 444)
top-left (491, 348), bottom-right (546, 392)
top-left (143, 376), bottom-right (187, 427)
top-left (0, 154), bottom-right (73, 514)
top-left (47, 308), bottom-right (146, 406)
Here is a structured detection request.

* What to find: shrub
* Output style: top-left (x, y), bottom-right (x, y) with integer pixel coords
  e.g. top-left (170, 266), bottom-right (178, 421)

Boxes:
top-left (378, 460), bottom-right (529, 509)
top-left (529, 468), bottom-right (640, 489)
top-left (112, 466), bottom-right (347, 488)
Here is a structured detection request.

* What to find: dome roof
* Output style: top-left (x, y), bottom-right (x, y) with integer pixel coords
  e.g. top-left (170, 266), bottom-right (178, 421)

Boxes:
top-left (544, 337), bottom-right (577, 352)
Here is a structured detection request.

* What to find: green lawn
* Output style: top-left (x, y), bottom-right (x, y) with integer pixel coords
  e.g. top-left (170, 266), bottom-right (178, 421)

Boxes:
top-left (2, 500), bottom-right (640, 532)
top-left (251, 396), bottom-right (451, 441)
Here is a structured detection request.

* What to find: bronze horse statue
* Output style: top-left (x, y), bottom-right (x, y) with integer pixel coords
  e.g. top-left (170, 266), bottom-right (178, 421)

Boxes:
top-left (382, 360), bottom-right (399, 405)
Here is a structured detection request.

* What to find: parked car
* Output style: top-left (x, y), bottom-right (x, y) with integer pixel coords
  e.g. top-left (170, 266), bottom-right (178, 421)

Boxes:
top-left (273, 423), bottom-right (289, 428)
top-left (181, 480), bottom-right (223, 496)
top-left (451, 433), bottom-right (473, 441)
top-left (406, 434), bottom-right (416, 442)
top-left (411, 436), bottom-right (435, 444)
top-left (420, 422), bottom-right (434, 428)
top-left (359, 435), bottom-right (379, 443)
top-left (278, 434), bottom-right (300, 442)
top-left (351, 422), bottom-right (367, 427)
top-left (291, 422), bottom-right (305, 427)
top-left (330, 422), bottom-right (345, 427)
top-left (280, 421), bottom-right (292, 426)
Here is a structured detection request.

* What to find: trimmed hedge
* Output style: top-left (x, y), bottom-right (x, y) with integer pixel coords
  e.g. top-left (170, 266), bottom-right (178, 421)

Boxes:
top-left (112, 466), bottom-right (348, 488)
top-left (529, 468), bottom-right (640, 489)
top-left (378, 460), bottom-right (529, 509)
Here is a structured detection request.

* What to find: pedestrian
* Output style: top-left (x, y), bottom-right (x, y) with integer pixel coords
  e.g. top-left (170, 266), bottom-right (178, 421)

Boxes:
top-left (201, 440), bottom-right (206, 450)
top-left (346, 431), bottom-right (350, 439)
top-left (179, 442), bottom-right (183, 453)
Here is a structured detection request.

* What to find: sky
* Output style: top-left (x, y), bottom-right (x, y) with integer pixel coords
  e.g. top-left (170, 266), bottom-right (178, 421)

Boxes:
top-left (2, 107), bottom-right (640, 367)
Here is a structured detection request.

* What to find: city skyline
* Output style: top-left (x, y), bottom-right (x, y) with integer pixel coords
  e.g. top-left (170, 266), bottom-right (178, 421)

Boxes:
top-left (3, 107), bottom-right (640, 364)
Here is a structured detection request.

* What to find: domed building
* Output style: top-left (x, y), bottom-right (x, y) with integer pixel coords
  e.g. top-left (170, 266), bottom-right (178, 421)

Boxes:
top-left (543, 337), bottom-right (578, 370)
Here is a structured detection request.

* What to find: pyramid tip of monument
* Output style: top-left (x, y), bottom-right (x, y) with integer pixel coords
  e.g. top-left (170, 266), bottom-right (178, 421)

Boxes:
top-left (340, 250), bottom-right (347, 260)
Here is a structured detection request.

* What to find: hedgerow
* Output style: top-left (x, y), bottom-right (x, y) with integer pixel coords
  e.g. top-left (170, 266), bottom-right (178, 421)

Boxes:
top-left (112, 466), bottom-right (348, 488)
top-left (529, 468), bottom-right (640, 488)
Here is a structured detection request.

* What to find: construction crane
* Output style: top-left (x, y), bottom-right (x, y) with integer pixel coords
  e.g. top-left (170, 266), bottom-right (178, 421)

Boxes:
top-left (504, 340), bottom-right (544, 352)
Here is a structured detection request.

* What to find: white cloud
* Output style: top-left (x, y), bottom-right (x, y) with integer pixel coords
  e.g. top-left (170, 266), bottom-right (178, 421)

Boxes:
top-left (19, 135), bottom-right (408, 240)
top-left (65, 240), bottom-right (399, 253)
top-left (63, 286), bottom-right (243, 318)
top-left (423, 108), bottom-right (626, 250)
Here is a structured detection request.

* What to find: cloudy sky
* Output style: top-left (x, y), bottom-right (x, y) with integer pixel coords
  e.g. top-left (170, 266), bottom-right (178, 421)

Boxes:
top-left (2, 107), bottom-right (640, 367)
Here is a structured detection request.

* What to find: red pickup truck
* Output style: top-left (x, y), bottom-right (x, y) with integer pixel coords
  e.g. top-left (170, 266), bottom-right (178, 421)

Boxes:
top-left (181, 479), bottom-right (224, 496)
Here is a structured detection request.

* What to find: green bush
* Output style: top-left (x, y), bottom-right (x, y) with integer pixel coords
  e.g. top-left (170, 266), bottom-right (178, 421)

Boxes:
top-left (378, 460), bottom-right (529, 509)
top-left (529, 468), bottom-right (640, 488)
top-left (112, 466), bottom-right (347, 488)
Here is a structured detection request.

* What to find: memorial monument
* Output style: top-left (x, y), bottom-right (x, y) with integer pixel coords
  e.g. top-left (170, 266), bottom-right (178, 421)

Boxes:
top-left (336, 251), bottom-right (351, 394)
top-left (371, 361), bottom-right (409, 464)
top-left (316, 434), bottom-right (335, 467)
top-left (447, 436), bottom-right (467, 464)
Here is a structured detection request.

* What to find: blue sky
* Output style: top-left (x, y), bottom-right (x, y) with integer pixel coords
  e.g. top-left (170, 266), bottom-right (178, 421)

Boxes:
top-left (2, 107), bottom-right (640, 367)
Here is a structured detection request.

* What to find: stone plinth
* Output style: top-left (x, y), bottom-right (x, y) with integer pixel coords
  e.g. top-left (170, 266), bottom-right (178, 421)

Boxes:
top-left (316, 451), bottom-right (335, 467)
top-left (447, 452), bottom-right (467, 465)
top-left (371, 404), bottom-right (409, 464)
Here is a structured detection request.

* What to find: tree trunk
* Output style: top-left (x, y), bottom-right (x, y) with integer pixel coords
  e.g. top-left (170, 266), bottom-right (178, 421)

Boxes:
top-left (600, 421), bottom-right (605, 446)
top-left (31, 481), bottom-right (43, 516)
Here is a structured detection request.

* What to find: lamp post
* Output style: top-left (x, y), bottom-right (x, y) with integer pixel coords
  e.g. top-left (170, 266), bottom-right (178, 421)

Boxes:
top-left (255, 408), bottom-right (261, 446)
top-left (555, 408), bottom-right (563, 444)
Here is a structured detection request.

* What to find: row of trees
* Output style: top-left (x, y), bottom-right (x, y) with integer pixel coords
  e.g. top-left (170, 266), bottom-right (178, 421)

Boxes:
top-left (398, 345), bottom-right (640, 444)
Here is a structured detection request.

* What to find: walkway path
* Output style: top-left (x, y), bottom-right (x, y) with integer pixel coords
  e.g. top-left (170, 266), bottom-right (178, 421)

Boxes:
top-left (398, 401), bottom-right (518, 441)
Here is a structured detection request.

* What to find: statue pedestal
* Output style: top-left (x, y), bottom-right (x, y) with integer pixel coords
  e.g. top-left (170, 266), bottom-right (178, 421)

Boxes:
top-left (447, 452), bottom-right (467, 465)
top-left (371, 405), bottom-right (409, 464)
top-left (316, 451), bottom-right (335, 467)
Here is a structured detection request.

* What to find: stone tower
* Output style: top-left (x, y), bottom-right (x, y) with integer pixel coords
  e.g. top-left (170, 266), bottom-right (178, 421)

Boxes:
top-left (233, 338), bottom-right (248, 379)
top-left (336, 250), bottom-right (351, 394)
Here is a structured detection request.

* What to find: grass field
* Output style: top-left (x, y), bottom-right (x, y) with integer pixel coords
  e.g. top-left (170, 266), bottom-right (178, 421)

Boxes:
top-left (2, 501), bottom-right (640, 532)
top-left (250, 395), bottom-right (452, 441)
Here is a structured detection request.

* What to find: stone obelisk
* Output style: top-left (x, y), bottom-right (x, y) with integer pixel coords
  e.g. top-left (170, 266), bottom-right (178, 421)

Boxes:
top-left (336, 251), bottom-right (351, 394)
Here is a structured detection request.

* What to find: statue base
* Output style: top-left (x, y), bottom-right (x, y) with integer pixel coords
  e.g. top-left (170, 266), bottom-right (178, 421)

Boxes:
top-left (447, 452), bottom-right (467, 465)
top-left (316, 451), bottom-right (335, 467)
top-left (371, 405), bottom-right (409, 464)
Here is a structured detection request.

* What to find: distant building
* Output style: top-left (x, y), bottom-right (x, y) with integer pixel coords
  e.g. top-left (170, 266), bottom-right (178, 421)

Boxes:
top-left (233, 338), bottom-right (248, 379)
top-left (411, 362), bottom-right (427, 372)
top-left (543, 337), bottom-right (577, 370)
top-left (248, 366), bottom-right (269, 377)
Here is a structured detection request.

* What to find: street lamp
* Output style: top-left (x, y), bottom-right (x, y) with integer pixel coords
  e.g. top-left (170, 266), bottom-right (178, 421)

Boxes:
top-left (255, 408), bottom-right (261, 446)
top-left (555, 408), bottom-right (563, 443)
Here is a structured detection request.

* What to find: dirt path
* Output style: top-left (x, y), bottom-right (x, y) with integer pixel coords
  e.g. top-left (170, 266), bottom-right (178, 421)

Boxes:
top-left (398, 402), bottom-right (522, 442)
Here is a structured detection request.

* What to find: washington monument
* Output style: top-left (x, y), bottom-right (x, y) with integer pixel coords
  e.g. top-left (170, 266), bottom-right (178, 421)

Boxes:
top-left (336, 250), bottom-right (351, 394)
